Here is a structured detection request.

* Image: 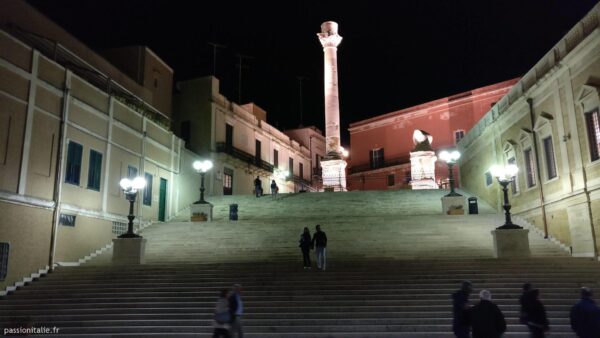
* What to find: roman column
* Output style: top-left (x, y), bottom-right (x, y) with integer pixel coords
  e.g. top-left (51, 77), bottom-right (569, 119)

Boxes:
top-left (318, 21), bottom-right (347, 191)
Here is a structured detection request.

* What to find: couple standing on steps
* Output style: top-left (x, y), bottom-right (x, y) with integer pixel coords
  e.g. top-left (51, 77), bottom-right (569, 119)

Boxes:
top-left (299, 224), bottom-right (327, 270)
top-left (212, 284), bottom-right (244, 338)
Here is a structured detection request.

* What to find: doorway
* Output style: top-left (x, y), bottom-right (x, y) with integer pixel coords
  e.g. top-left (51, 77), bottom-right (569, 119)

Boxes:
top-left (158, 178), bottom-right (167, 221)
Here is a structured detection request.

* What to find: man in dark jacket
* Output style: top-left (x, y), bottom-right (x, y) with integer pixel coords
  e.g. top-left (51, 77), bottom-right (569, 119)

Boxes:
top-left (470, 290), bottom-right (506, 338)
top-left (311, 224), bottom-right (327, 270)
top-left (452, 281), bottom-right (473, 338)
top-left (570, 287), bottom-right (600, 338)
top-left (520, 284), bottom-right (550, 337)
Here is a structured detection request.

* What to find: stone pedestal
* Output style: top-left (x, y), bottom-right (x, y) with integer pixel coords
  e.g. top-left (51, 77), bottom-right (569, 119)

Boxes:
top-left (491, 229), bottom-right (530, 258)
top-left (321, 159), bottom-right (347, 191)
top-left (441, 195), bottom-right (466, 215)
top-left (112, 237), bottom-right (146, 265)
top-left (190, 203), bottom-right (213, 222)
top-left (410, 150), bottom-right (438, 190)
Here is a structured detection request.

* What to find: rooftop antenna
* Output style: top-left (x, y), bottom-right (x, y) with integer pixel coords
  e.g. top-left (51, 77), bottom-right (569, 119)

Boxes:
top-left (207, 42), bottom-right (226, 76)
top-left (297, 76), bottom-right (308, 127)
top-left (236, 53), bottom-right (254, 103)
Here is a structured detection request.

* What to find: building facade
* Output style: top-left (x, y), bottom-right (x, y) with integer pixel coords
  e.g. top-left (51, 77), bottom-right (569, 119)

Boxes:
top-left (173, 76), bottom-right (313, 195)
top-left (347, 79), bottom-right (518, 191)
top-left (283, 126), bottom-right (326, 187)
top-left (0, 0), bottom-right (199, 293)
top-left (459, 3), bottom-right (600, 258)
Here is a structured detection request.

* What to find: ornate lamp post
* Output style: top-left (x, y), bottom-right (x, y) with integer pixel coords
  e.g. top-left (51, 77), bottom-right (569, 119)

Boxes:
top-left (118, 176), bottom-right (146, 238)
top-left (439, 150), bottom-right (461, 196)
top-left (490, 164), bottom-right (522, 230)
top-left (193, 160), bottom-right (213, 204)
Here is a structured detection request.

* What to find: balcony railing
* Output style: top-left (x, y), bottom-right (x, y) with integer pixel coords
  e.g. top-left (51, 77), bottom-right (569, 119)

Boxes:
top-left (216, 142), bottom-right (274, 173)
top-left (348, 155), bottom-right (411, 174)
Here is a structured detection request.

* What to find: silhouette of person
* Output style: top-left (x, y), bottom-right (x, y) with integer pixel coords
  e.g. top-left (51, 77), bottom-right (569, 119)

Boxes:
top-left (570, 287), bottom-right (600, 338)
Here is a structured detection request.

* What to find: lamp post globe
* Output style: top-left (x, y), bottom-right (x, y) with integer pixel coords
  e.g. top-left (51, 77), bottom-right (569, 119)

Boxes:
top-left (193, 160), bottom-right (213, 204)
top-left (439, 150), bottom-right (461, 197)
top-left (118, 176), bottom-right (146, 238)
top-left (490, 164), bottom-right (522, 230)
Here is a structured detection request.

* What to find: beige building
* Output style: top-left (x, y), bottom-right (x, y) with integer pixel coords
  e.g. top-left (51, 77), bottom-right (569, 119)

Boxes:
top-left (283, 126), bottom-right (326, 187)
top-left (459, 3), bottom-right (600, 258)
top-left (173, 76), bottom-right (313, 195)
top-left (0, 0), bottom-right (199, 293)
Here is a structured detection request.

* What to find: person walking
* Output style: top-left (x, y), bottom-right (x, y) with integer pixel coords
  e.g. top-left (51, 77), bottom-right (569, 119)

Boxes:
top-left (254, 176), bottom-right (262, 197)
top-left (213, 289), bottom-right (231, 338)
top-left (570, 287), bottom-right (600, 338)
top-left (270, 180), bottom-right (278, 199)
top-left (470, 290), bottom-right (507, 338)
top-left (452, 281), bottom-right (473, 338)
top-left (229, 284), bottom-right (244, 338)
top-left (298, 227), bottom-right (312, 269)
top-left (311, 224), bottom-right (327, 270)
top-left (520, 283), bottom-right (549, 338)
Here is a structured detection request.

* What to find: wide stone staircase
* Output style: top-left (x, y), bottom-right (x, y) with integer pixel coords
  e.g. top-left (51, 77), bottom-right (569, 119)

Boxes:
top-left (1, 189), bottom-right (596, 337)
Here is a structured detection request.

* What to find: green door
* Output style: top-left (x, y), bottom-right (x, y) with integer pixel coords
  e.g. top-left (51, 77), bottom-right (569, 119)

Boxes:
top-left (158, 178), bottom-right (167, 221)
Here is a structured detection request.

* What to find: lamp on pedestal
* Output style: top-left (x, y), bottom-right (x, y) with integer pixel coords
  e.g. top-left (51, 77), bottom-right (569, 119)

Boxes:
top-left (118, 176), bottom-right (146, 238)
top-left (439, 150), bottom-right (461, 197)
top-left (490, 164), bottom-right (522, 230)
top-left (193, 160), bottom-right (213, 204)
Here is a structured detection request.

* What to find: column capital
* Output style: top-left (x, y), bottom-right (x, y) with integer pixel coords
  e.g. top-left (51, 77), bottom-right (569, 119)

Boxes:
top-left (318, 21), bottom-right (342, 49)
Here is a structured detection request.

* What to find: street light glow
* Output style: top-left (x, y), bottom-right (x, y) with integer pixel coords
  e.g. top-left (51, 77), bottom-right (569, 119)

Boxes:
top-left (490, 164), bottom-right (518, 182)
top-left (193, 160), bottom-right (213, 173)
top-left (439, 150), bottom-right (460, 163)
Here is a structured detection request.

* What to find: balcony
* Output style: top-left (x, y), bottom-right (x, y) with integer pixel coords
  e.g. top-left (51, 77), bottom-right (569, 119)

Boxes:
top-left (216, 142), bottom-right (274, 173)
top-left (348, 155), bottom-right (411, 175)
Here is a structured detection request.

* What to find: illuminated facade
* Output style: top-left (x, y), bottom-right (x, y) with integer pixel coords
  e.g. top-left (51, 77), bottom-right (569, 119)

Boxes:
top-left (347, 79), bottom-right (518, 191)
top-left (0, 0), bottom-right (198, 293)
top-left (459, 3), bottom-right (600, 258)
top-left (173, 76), bottom-right (313, 196)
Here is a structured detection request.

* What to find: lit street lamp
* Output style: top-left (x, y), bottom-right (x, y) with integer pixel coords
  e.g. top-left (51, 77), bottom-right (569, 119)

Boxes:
top-left (193, 160), bottom-right (213, 204)
top-left (490, 164), bottom-right (522, 230)
top-left (439, 150), bottom-right (461, 197)
top-left (118, 176), bottom-right (146, 238)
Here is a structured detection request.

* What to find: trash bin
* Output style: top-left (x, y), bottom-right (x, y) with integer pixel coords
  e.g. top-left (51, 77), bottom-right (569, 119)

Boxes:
top-left (468, 197), bottom-right (478, 214)
top-left (229, 204), bottom-right (238, 221)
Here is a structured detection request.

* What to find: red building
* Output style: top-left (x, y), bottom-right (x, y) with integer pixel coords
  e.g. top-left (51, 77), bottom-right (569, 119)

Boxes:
top-left (347, 78), bottom-right (519, 191)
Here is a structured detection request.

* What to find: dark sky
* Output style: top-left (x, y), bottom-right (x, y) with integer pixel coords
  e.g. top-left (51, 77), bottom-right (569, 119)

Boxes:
top-left (28, 0), bottom-right (599, 145)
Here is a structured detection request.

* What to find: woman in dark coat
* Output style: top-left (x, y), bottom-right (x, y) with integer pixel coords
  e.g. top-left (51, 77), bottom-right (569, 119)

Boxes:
top-left (520, 284), bottom-right (550, 337)
top-left (299, 227), bottom-right (312, 269)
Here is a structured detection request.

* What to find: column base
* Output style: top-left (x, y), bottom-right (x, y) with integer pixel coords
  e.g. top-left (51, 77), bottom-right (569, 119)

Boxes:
top-left (112, 237), bottom-right (146, 265)
top-left (191, 203), bottom-right (213, 222)
top-left (321, 159), bottom-right (347, 191)
top-left (491, 229), bottom-right (530, 258)
top-left (441, 196), bottom-right (466, 215)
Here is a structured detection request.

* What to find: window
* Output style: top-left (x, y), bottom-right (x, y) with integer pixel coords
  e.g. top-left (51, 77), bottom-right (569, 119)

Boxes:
top-left (299, 163), bottom-right (304, 179)
top-left (143, 173), bottom-right (153, 206)
top-left (524, 148), bottom-right (536, 188)
top-left (223, 167), bottom-right (233, 195)
top-left (0, 242), bottom-right (8, 281)
top-left (289, 158), bottom-right (294, 177)
top-left (585, 108), bottom-right (600, 162)
top-left (485, 171), bottom-right (493, 186)
top-left (59, 214), bottom-right (76, 227)
top-left (128, 165), bottom-right (138, 178)
top-left (454, 130), bottom-right (465, 144)
top-left (508, 157), bottom-right (518, 194)
top-left (255, 140), bottom-right (261, 162)
top-left (225, 124), bottom-right (233, 149)
top-left (387, 174), bottom-right (395, 187)
top-left (87, 150), bottom-right (102, 191)
top-left (65, 141), bottom-right (83, 185)
top-left (542, 136), bottom-right (557, 180)
top-left (273, 149), bottom-right (279, 168)
top-left (369, 148), bottom-right (384, 169)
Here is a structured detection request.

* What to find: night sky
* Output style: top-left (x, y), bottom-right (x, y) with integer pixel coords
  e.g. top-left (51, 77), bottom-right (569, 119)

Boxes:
top-left (27, 0), bottom-right (599, 145)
